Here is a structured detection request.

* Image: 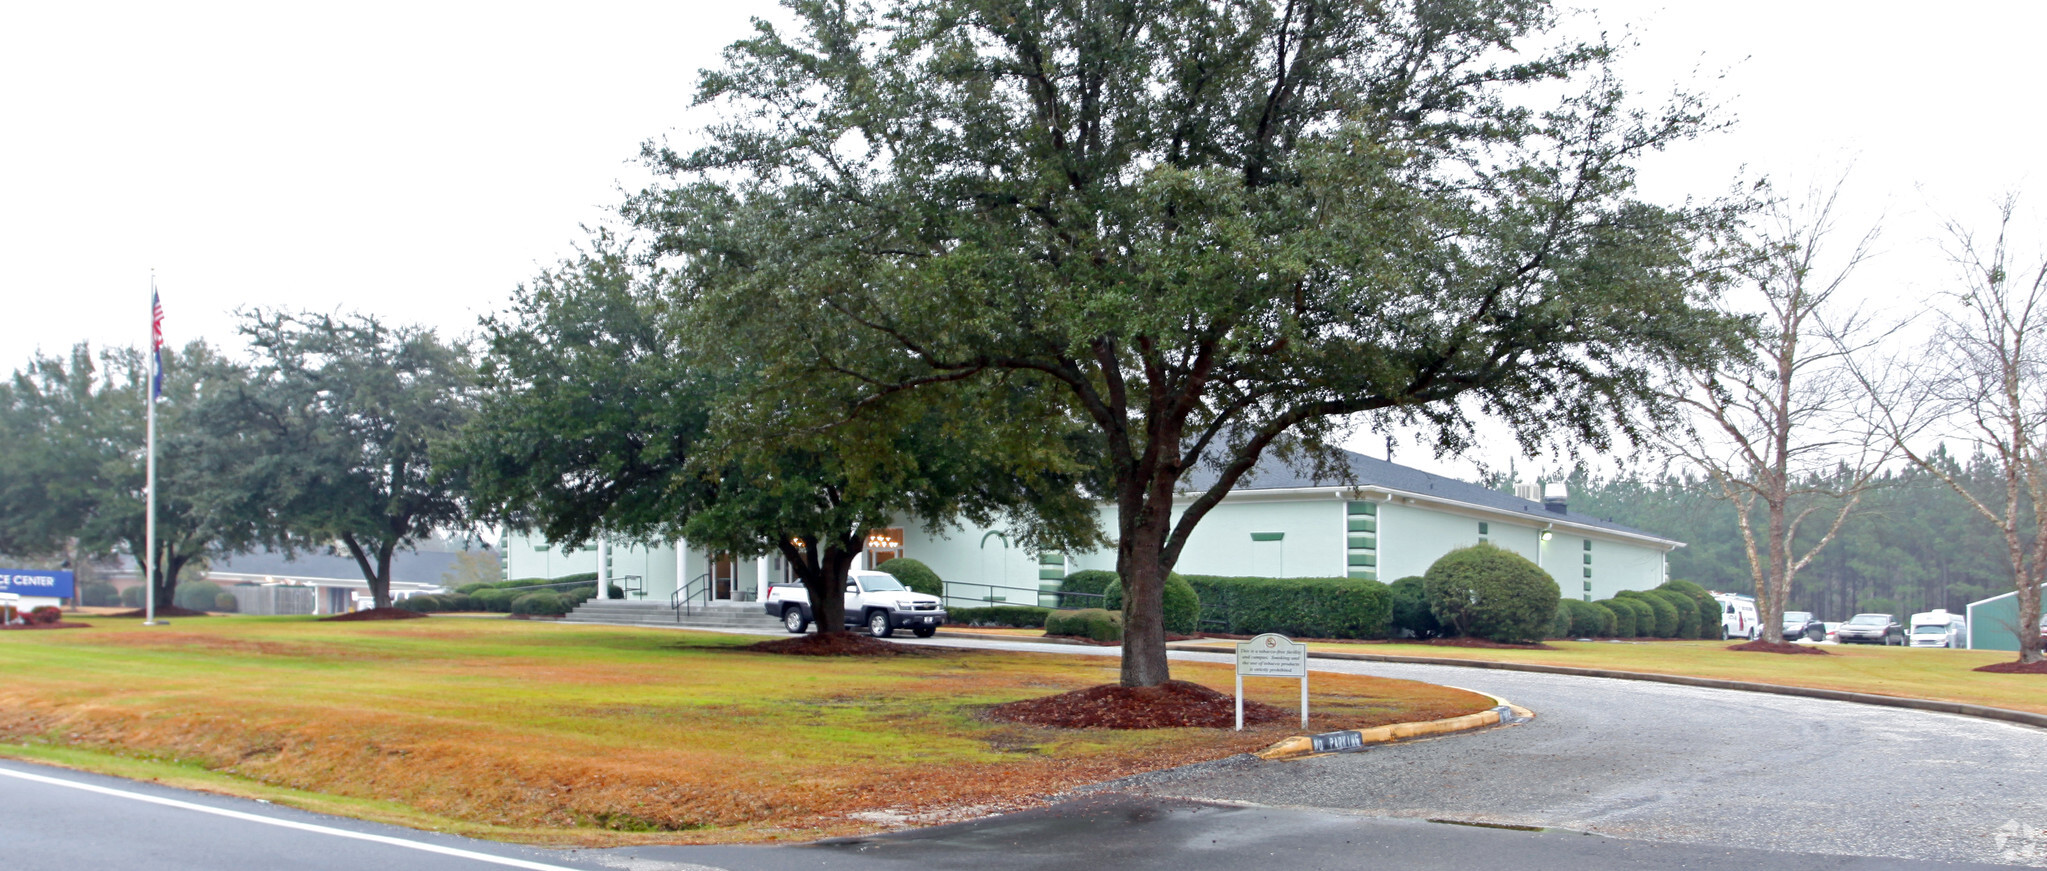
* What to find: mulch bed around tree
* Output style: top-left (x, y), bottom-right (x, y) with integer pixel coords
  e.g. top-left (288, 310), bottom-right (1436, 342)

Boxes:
top-left (748, 632), bottom-right (929, 656)
top-left (103, 606), bottom-right (212, 618)
top-left (319, 607), bottom-right (428, 622)
top-left (1728, 639), bottom-right (1831, 655)
top-left (1974, 659), bottom-right (2047, 674)
top-left (0, 621), bottom-right (90, 630)
top-left (983, 680), bottom-right (1288, 729)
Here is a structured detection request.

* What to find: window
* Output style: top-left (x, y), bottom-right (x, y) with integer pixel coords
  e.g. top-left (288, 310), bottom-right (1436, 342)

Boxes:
top-left (1583, 553), bottom-right (1593, 565)
top-left (1346, 502), bottom-right (1380, 580)
top-left (1478, 521), bottom-right (1490, 535)
top-left (1583, 581), bottom-right (1592, 592)
top-left (1250, 532), bottom-right (1284, 542)
top-left (1583, 567), bottom-right (1593, 578)
top-left (1583, 540), bottom-right (1592, 551)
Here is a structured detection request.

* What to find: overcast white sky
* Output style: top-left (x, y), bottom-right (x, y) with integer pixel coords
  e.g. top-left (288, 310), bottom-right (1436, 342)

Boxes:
top-left (3, 1), bottom-right (2040, 482)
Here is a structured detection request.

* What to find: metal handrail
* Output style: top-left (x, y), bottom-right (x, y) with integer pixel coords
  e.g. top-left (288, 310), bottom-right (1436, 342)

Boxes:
top-left (941, 581), bottom-right (1105, 611)
top-left (672, 572), bottom-right (713, 621)
top-left (615, 574), bottom-right (645, 599)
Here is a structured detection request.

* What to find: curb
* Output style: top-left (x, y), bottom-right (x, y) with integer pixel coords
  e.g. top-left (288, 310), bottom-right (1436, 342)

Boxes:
top-left (1254, 691), bottom-right (1534, 760)
top-left (1174, 644), bottom-right (2047, 731)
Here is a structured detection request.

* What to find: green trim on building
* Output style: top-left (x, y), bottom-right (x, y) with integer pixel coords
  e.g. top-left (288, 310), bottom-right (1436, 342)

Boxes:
top-left (1250, 532), bottom-right (1285, 542)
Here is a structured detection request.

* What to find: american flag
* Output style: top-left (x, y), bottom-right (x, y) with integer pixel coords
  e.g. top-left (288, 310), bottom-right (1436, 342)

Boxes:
top-left (151, 288), bottom-right (164, 400)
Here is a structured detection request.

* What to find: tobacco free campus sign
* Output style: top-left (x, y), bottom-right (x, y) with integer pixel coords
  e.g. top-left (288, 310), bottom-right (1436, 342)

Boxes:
top-left (0, 569), bottom-right (74, 598)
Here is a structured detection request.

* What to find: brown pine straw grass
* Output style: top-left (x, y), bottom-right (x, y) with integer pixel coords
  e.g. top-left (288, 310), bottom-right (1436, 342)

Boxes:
top-left (0, 619), bottom-right (1490, 846)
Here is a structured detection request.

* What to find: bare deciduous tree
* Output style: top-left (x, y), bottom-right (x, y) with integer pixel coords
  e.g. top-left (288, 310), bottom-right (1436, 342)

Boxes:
top-left (1858, 195), bottom-right (2046, 664)
top-left (1668, 178), bottom-right (1888, 644)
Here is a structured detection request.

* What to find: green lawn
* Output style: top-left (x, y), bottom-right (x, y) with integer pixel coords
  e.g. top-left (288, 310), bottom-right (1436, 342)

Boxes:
top-left (0, 616), bottom-right (1488, 845)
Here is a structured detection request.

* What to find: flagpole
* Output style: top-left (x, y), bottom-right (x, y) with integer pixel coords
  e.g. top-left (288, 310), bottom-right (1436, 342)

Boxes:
top-left (143, 273), bottom-right (160, 626)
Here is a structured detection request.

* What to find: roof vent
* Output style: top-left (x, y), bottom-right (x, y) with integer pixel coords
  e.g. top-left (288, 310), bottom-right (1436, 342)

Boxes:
top-left (1513, 482), bottom-right (1539, 502)
top-left (1542, 482), bottom-right (1568, 514)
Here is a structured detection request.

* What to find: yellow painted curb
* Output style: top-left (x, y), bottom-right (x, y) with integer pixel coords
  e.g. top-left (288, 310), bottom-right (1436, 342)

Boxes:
top-left (1254, 692), bottom-right (1533, 760)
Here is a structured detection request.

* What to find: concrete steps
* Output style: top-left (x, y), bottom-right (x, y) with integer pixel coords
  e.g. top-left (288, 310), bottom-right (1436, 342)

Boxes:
top-left (561, 599), bottom-right (785, 633)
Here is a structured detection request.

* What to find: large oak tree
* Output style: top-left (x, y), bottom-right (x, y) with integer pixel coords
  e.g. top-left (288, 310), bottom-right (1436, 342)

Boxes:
top-left (637, 0), bottom-right (1744, 684)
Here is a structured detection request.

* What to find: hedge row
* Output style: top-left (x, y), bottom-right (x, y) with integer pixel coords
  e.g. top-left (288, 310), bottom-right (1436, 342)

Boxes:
top-left (1180, 574), bottom-right (1391, 640)
top-left (947, 605), bottom-right (1051, 628)
top-left (1549, 580), bottom-right (1729, 640)
top-left (404, 572), bottom-right (613, 615)
top-left (1045, 608), bottom-right (1122, 642)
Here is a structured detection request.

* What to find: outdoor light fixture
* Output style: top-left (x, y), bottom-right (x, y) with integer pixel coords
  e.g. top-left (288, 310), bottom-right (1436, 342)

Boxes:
top-left (1541, 531), bottom-right (1553, 541)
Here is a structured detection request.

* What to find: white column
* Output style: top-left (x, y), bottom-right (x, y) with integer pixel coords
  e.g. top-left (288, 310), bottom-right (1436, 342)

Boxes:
top-left (597, 534), bottom-right (612, 600)
top-left (755, 557), bottom-right (769, 602)
top-left (674, 539), bottom-right (687, 600)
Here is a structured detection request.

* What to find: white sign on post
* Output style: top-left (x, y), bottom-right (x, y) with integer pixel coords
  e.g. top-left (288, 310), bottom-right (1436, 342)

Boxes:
top-left (1234, 632), bottom-right (1309, 731)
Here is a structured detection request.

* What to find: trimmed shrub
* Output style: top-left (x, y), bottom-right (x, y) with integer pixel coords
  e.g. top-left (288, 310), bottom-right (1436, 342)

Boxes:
top-left (396, 595), bottom-right (437, 613)
top-left (1058, 570), bottom-right (1119, 608)
top-left (1549, 604), bottom-right (1573, 639)
top-left (1182, 574), bottom-right (1393, 639)
top-left (560, 585), bottom-right (596, 608)
top-left (213, 592), bottom-right (239, 612)
top-left (120, 585), bottom-right (145, 608)
top-left (472, 587), bottom-right (519, 612)
top-left (1659, 580), bottom-right (1721, 639)
top-left (28, 605), bottom-right (63, 625)
top-left (455, 582), bottom-right (494, 595)
top-left (80, 581), bottom-right (120, 607)
top-left (510, 591), bottom-right (568, 616)
top-left (1562, 598), bottom-right (1615, 637)
top-left (1422, 543), bottom-right (1561, 644)
top-left (1388, 575), bottom-right (1441, 639)
top-left (1595, 598), bottom-right (1638, 637)
top-left (1619, 596), bottom-right (1656, 637)
top-left (949, 605), bottom-right (1051, 628)
top-left (173, 580), bottom-right (226, 612)
top-left (1045, 608), bottom-right (1123, 642)
top-left (1648, 589), bottom-right (1699, 639)
top-left (1619, 590), bottom-right (1678, 637)
top-left (877, 558), bottom-right (943, 597)
top-left (1103, 574), bottom-right (1201, 635)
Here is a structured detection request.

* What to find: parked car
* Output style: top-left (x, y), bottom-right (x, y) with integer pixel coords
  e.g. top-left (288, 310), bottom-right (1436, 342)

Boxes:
top-left (1781, 610), bottom-right (1826, 642)
top-left (1908, 610), bottom-right (1967, 648)
top-left (763, 570), bottom-right (947, 638)
top-left (1713, 593), bottom-right (1760, 640)
top-left (1836, 613), bottom-right (1905, 645)
top-left (1821, 621), bottom-right (1842, 643)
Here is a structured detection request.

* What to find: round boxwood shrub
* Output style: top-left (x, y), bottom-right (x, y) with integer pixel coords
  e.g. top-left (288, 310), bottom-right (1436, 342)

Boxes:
top-left (173, 580), bottom-right (226, 612)
top-left (1562, 598), bottom-right (1615, 637)
top-left (1045, 608), bottom-right (1122, 642)
top-left (1594, 598), bottom-right (1637, 637)
top-left (213, 592), bottom-right (239, 612)
top-left (455, 582), bottom-right (495, 595)
top-left (396, 595), bottom-right (437, 613)
top-left (1388, 575), bottom-right (1442, 639)
top-left (510, 591), bottom-right (568, 616)
top-left (1102, 574), bottom-right (1200, 634)
top-left (80, 581), bottom-right (120, 607)
top-left (1618, 596), bottom-right (1656, 637)
top-left (120, 585), bottom-right (145, 608)
top-left (1648, 589), bottom-right (1699, 639)
top-left (1619, 590), bottom-right (1678, 637)
top-left (1659, 580), bottom-right (1721, 639)
top-left (1422, 543), bottom-right (1561, 644)
top-left (1549, 604), bottom-right (1573, 639)
top-left (877, 557), bottom-right (943, 597)
top-left (1059, 570), bottom-right (1119, 608)
top-left (472, 587), bottom-right (519, 612)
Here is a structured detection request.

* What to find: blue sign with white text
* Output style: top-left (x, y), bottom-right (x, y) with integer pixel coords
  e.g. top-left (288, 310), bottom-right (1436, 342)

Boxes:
top-left (0, 569), bottom-right (75, 598)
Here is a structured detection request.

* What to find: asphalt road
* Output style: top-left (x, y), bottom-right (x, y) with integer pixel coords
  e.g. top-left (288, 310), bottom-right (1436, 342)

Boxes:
top-left (4, 637), bottom-right (2043, 869)
top-left (914, 639), bottom-right (2047, 867)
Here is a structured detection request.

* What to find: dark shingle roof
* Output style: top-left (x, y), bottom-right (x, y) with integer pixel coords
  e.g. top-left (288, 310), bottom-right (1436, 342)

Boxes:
top-left (1182, 448), bottom-right (1672, 543)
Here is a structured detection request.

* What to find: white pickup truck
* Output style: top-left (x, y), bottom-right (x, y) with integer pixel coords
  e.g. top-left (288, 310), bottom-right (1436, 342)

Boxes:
top-left (762, 569), bottom-right (947, 638)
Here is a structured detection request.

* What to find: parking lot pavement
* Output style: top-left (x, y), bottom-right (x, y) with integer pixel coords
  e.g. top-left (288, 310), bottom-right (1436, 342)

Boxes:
top-left (1110, 654), bottom-right (2047, 867)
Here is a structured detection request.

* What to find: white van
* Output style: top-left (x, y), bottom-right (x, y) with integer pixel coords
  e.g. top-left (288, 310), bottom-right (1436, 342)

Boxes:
top-left (1713, 593), bottom-right (1760, 640)
top-left (1908, 610), bottom-right (1967, 648)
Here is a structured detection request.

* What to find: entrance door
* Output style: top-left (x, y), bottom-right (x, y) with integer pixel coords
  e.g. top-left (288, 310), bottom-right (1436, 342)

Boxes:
top-left (712, 554), bottom-right (735, 600)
